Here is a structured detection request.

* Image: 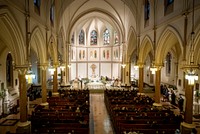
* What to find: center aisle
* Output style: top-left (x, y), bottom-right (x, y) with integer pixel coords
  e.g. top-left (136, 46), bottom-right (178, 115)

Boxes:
top-left (89, 93), bottom-right (114, 134)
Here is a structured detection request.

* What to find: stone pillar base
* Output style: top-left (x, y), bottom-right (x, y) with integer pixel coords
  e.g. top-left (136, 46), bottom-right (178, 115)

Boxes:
top-left (181, 122), bottom-right (196, 134)
top-left (153, 103), bottom-right (162, 107)
top-left (16, 121), bottom-right (31, 134)
top-left (52, 92), bottom-right (59, 97)
top-left (153, 103), bottom-right (162, 110)
top-left (40, 102), bottom-right (49, 109)
top-left (137, 93), bottom-right (145, 95)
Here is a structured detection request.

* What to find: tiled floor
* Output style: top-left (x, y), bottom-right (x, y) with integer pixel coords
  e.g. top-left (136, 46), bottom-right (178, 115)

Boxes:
top-left (90, 93), bottom-right (114, 134)
top-left (0, 93), bottom-right (114, 134)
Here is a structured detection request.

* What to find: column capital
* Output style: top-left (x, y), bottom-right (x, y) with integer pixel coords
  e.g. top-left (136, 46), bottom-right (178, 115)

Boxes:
top-left (15, 65), bottom-right (28, 75)
top-left (53, 62), bottom-right (59, 68)
top-left (181, 122), bottom-right (195, 128)
top-left (155, 63), bottom-right (163, 70)
top-left (38, 63), bottom-right (49, 70)
top-left (138, 62), bottom-right (144, 68)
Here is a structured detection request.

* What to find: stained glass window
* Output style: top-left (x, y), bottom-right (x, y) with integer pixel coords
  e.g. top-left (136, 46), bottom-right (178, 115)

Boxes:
top-left (6, 53), bottom-right (13, 87)
top-left (50, 0), bottom-right (55, 25)
top-left (103, 29), bottom-right (110, 45)
top-left (166, 52), bottom-right (172, 75)
top-left (164, 0), bottom-right (174, 15)
top-left (114, 31), bottom-right (119, 45)
top-left (79, 30), bottom-right (84, 45)
top-left (166, 0), bottom-right (174, 6)
top-left (90, 30), bottom-right (97, 45)
top-left (144, 0), bottom-right (150, 20)
top-left (71, 32), bottom-right (74, 44)
top-left (34, 0), bottom-right (40, 15)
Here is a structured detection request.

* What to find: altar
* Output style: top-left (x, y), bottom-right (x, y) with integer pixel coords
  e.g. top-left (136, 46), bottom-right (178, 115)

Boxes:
top-left (86, 81), bottom-right (106, 90)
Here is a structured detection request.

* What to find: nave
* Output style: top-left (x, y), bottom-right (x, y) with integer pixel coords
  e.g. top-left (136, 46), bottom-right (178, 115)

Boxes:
top-left (1, 90), bottom-right (200, 134)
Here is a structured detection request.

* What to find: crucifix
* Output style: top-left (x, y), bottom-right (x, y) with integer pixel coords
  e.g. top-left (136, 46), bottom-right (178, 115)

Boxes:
top-left (90, 64), bottom-right (96, 78)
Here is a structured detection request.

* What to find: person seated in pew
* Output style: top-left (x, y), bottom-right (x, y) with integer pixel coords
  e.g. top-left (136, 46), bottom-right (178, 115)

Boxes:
top-left (68, 106), bottom-right (73, 111)
top-left (150, 120), bottom-right (158, 128)
top-left (76, 107), bottom-right (80, 112)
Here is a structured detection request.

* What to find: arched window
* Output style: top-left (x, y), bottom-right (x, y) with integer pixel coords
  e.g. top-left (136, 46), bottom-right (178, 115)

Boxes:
top-left (71, 32), bottom-right (74, 45)
top-left (34, 0), bottom-right (41, 15)
top-left (114, 31), bottom-right (119, 45)
top-left (103, 29), bottom-right (110, 45)
top-left (90, 30), bottom-right (97, 45)
top-left (50, 0), bottom-right (55, 26)
top-left (165, 52), bottom-right (172, 75)
top-left (164, 0), bottom-right (174, 15)
top-left (144, 0), bottom-right (150, 20)
top-left (79, 30), bottom-right (84, 45)
top-left (6, 53), bottom-right (13, 87)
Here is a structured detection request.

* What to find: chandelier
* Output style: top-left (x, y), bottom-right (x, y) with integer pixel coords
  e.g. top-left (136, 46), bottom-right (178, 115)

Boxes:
top-left (150, 61), bottom-right (157, 74)
top-left (25, 68), bottom-right (36, 84)
top-left (150, 0), bottom-right (158, 75)
top-left (184, 0), bottom-right (199, 85)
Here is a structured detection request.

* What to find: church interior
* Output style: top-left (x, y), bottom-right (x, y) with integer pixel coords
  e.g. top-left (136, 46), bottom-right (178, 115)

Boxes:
top-left (0, 0), bottom-right (200, 133)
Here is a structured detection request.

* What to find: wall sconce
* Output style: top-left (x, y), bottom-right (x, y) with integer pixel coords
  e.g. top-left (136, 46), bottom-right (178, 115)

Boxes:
top-left (121, 64), bottom-right (126, 68)
top-left (68, 64), bottom-right (71, 68)
top-left (60, 64), bottom-right (65, 71)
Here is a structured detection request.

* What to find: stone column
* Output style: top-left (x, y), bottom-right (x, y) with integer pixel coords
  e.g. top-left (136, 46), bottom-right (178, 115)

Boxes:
top-left (121, 65), bottom-right (126, 84)
top-left (153, 68), bottom-right (162, 107)
top-left (52, 64), bottom-right (59, 96)
top-left (66, 42), bottom-right (70, 83)
top-left (40, 65), bottom-right (48, 106)
top-left (181, 82), bottom-right (195, 134)
top-left (60, 63), bottom-right (66, 85)
top-left (139, 66), bottom-right (144, 93)
top-left (16, 67), bottom-right (31, 133)
top-left (125, 62), bottom-right (130, 85)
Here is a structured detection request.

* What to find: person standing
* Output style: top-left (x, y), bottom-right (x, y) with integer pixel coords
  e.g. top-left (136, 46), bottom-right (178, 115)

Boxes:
top-left (171, 90), bottom-right (176, 105)
top-left (178, 95), bottom-right (184, 112)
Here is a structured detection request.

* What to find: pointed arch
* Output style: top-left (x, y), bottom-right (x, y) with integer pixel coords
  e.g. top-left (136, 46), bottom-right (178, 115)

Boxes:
top-left (0, 7), bottom-right (25, 65)
top-left (58, 27), bottom-right (65, 61)
top-left (193, 28), bottom-right (200, 64)
top-left (66, 8), bottom-right (124, 44)
top-left (155, 26), bottom-right (183, 65)
top-left (48, 35), bottom-right (57, 63)
top-left (30, 26), bottom-right (46, 64)
top-left (138, 35), bottom-right (154, 64)
top-left (127, 26), bottom-right (137, 62)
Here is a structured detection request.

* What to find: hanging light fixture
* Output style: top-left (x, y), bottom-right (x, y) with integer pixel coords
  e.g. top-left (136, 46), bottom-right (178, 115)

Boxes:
top-left (150, 64), bottom-right (157, 74)
top-left (149, 40), bottom-right (158, 75)
top-left (25, 67), bottom-right (36, 84)
top-left (48, 57), bottom-right (55, 74)
top-left (58, 54), bottom-right (65, 71)
top-left (150, 0), bottom-right (158, 75)
top-left (184, 0), bottom-right (199, 85)
top-left (133, 56), bottom-right (139, 70)
top-left (49, 66), bottom-right (55, 72)
top-left (134, 40), bottom-right (139, 70)
top-left (134, 64), bottom-right (139, 70)
top-left (121, 1), bottom-right (126, 70)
